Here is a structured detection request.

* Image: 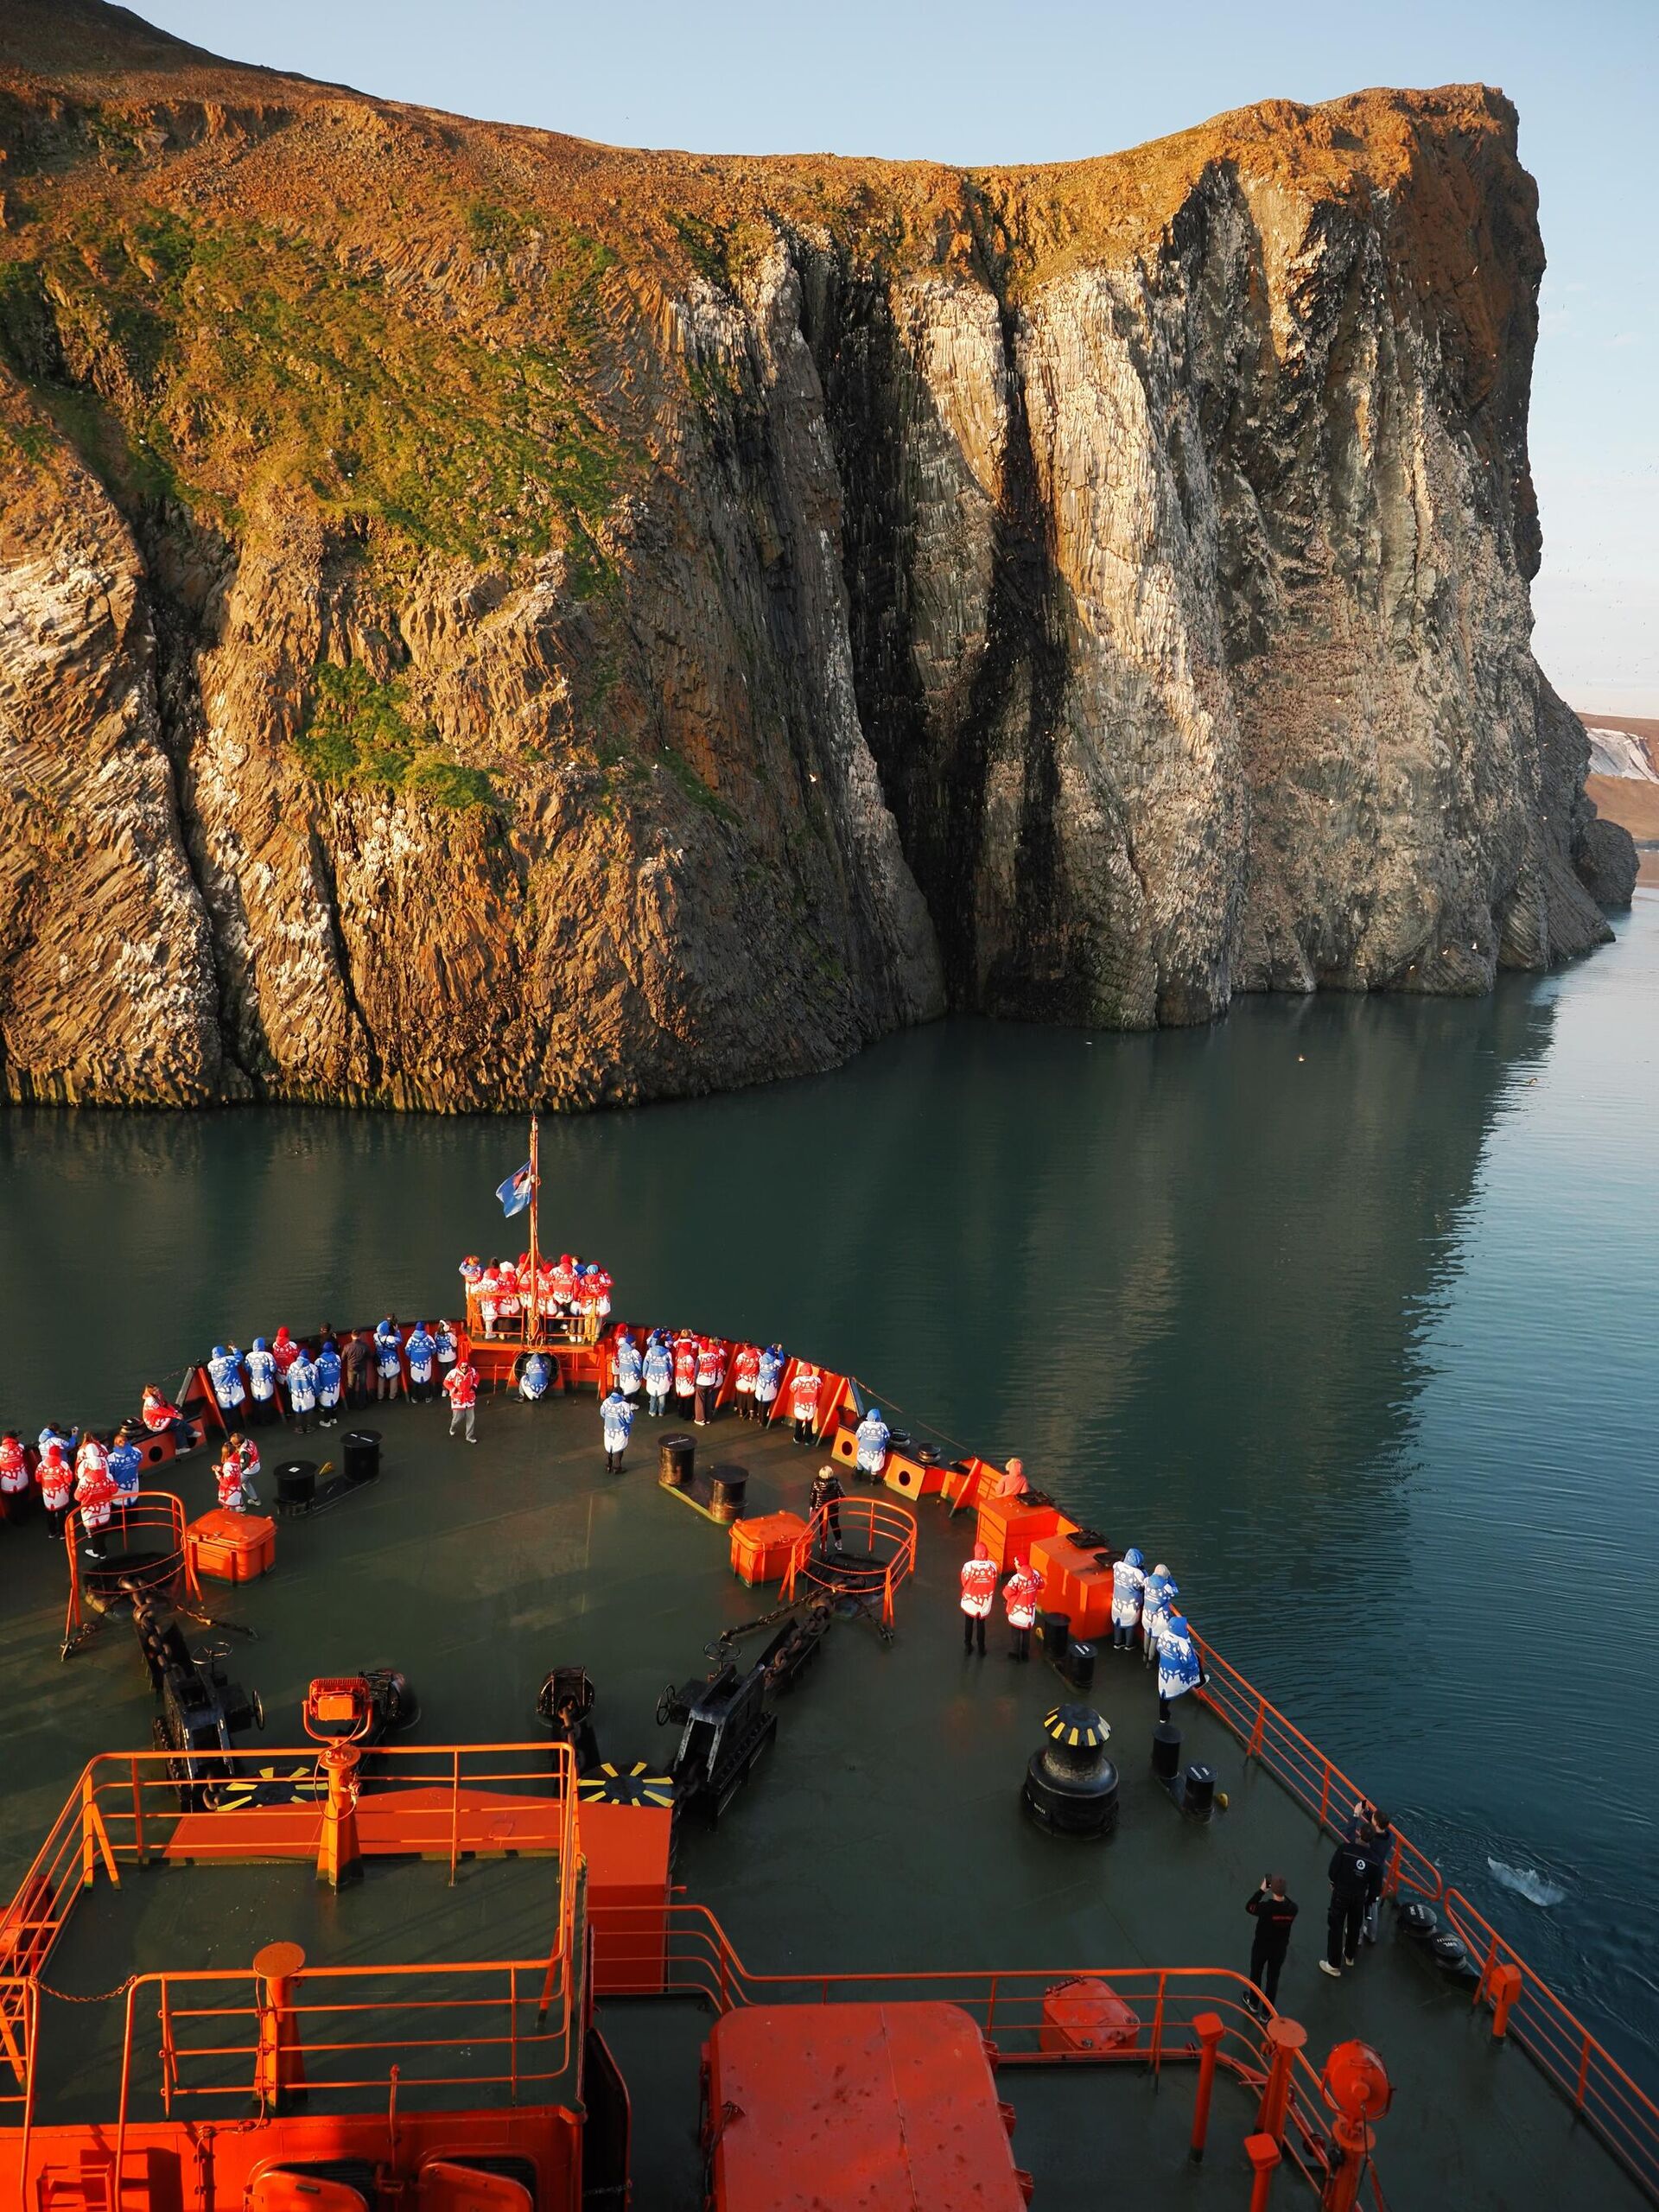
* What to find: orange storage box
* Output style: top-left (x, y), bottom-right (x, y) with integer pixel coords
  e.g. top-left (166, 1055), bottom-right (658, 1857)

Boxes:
top-left (1028, 1531), bottom-right (1116, 1642)
top-left (729, 1510), bottom-right (808, 1586)
top-left (1039, 1977), bottom-right (1141, 2055)
top-left (976, 1495), bottom-right (1063, 1573)
top-left (187, 1508), bottom-right (276, 1583)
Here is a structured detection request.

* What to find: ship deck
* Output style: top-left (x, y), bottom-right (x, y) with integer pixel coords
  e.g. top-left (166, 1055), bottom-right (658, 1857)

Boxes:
top-left (0, 1382), bottom-right (1644, 2210)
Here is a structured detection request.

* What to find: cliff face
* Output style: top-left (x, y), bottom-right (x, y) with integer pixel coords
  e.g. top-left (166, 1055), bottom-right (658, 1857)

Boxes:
top-left (0, 3), bottom-right (1634, 1105)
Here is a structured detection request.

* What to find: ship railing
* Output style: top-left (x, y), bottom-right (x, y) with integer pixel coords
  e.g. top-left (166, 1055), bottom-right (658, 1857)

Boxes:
top-left (780, 1496), bottom-right (917, 1627)
top-left (591, 1902), bottom-right (1382, 2207)
top-left (61, 1491), bottom-right (200, 1653)
top-left (0, 1742), bottom-right (582, 2074)
top-left (1440, 1888), bottom-right (1659, 2201)
top-left (111, 1952), bottom-right (575, 2158)
top-left (1191, 1636), bottom-right (1444, 1903)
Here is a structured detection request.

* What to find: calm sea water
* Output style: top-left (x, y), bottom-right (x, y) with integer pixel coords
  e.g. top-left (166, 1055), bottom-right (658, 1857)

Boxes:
top-left (3, 893), bottom-right (1656, 2082)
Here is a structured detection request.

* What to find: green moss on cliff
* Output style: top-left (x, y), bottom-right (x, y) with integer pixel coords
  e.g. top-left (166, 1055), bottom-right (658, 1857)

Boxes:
top-left (0, 193), bottom-right (632, 571)
top-left (295, 662), bottom-right (496, 810)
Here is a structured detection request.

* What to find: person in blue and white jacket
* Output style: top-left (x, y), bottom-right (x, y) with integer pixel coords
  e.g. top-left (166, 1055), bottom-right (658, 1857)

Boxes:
top-left (404, 1322), bottom-right (438, 1404)
top-left (855, 1405), bottom-right (890, 1478)
top-left (1111, 1547), bottom-right (1147, 1651)
top-left (642, 1332), bottom-right (672, 1417)
top-left (1141, 1564), bottom-right (1176, 1668)
top-left (245, 1338), bottom-right (278, 1426)
top-left (601, 1386), bottom-right (635, 1473)
top-left (107, 1425), bottom-right (143, 1501)
top-left (287, 1346), bottom-right (319, 1436)
top-left (207, 1345), bottom-right (245, 1416)
top-left (374, 1317), bottom-right (404, 1403)
top-left (756, 1344), bottom-right (785, 1427)
top-left (613, 1327), bottom-right (643, 1404)
top-left (520, 1352), bottom-right (551, 1403)
top-left (1157, 1611), bottom-right (1204, 1722)
top-left (315, 1338), bottom-right (343, 1427)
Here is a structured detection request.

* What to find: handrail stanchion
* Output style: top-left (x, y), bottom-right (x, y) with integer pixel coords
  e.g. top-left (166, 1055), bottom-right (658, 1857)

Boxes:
top-left (1189, 2012), bottom-right (1225, 2161)
top-left (1246, 2132), bottom-right (1282, 2211)
top-left (1257, 2017), bottom-right (1306, 2145)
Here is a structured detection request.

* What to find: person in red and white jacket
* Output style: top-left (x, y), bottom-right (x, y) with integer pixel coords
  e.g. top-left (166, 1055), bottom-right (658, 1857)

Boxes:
top-left (671, 1332), bottom-right (697, 1418)
top-left (790, 1363), bottom-right (822, 1445)
top-left (693, 1338), bottom-right (721, 1427)
top-left (444, 1357), bottom-right (480, 1443)
top-left (234, 1433), bottom-right (263, 1510)
top-left (140, 1384), bottom-right (184, 1437)
top-left (731, 1344), bottom-right (761, 1421)
top-left (1002, 1559), bottom-right (1044, 1662)
top-left (214, 1440), bottom-right (248, 1511)
top-left (74, 1437), bottom-right (118, 1557)
top-left (0, 1431), bottom-right (28, 1498)
top-left (959, 1541), bottom-right (999, 1656)
top-left (36, 1440), bottom-right (73, 1535)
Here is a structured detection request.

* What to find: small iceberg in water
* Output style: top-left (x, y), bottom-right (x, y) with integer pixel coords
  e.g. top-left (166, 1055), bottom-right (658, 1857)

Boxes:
top-left (1488, 1858), bottom-right (1567, 1908)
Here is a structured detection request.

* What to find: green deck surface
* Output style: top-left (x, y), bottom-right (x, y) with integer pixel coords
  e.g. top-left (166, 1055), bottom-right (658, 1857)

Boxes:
top-left (0, 1382), bottom-right (1643, 2209)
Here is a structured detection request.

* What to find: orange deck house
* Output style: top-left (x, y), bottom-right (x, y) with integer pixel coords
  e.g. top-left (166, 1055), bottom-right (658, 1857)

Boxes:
top-left (703, 2001), bottom-right (1030, 2211)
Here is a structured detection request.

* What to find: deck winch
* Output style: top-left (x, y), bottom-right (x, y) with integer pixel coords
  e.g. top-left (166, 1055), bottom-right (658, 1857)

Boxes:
top-left (131, 1585), bottom-right (264, 1808)
top-left (656, 1593), bottom-right (838, 1824)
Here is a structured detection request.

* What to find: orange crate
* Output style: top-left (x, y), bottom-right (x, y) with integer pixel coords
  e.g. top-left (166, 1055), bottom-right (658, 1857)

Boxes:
top-left (1028, 1531), bottom-right (1116, 1641)
top-left (187, 1508), bottom-right (276, 1583)
top-left (729, 1510), bottom-right (808, 1586)
top-left (976, 1496), bottom-right (1063, 1573)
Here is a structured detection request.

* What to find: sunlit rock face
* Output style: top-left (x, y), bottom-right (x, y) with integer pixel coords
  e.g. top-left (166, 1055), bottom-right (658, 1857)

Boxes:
top-left (0, 4), bottom-right (1630, 1103)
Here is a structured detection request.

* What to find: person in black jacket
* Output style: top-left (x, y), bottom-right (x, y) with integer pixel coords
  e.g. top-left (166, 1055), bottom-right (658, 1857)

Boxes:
top-left (1320, 1835), bottom-right (1376, 1977)
top-left (808, 1465), bottom-right (845, 1554)
top-left (1245, 1875), bottom-right (1298, 2012)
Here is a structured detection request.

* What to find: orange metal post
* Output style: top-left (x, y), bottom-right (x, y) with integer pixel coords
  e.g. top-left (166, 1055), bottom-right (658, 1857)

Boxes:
top-left (1255, 2016), bottom-right (1306, 2145)
top-left (1245, 2133), bottom-right (1282, 2212)
top-left (1188, 2011), bottom-right (1225, 2161)
top-left (1487, 1961), bottom-right (1523, 2040)
top-left (1320, 2113), bottom-right (1376, 2212)
top-left (315, 1744), bottom-right (362, 1889)
top-left (253, 1941), bottom-right (308, 2113)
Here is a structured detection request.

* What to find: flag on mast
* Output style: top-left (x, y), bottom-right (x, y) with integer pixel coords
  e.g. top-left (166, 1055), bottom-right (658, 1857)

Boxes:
top-left (496, 1162), bottom-right (534, 1217)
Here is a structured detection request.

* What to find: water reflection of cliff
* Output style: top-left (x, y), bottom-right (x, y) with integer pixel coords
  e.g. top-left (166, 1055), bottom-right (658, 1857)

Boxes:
top-left (0, 982), bottom-right (1555, 1556)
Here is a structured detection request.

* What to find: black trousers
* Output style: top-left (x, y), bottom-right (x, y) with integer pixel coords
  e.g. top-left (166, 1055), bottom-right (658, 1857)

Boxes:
top-left (694, 1384), bottom-right (713, 1424)
top-left (962, 1611), bottom-right (987, 1654)
top-left (1250, 1936), bottom-right (1288, 2003)
top-left (1010, 1624), bottom-right (1031, 1661)
top-left (1327, 1895), bottom-right (1363, 1966)
top-left (793, 1416), bottom-right (811, 1443)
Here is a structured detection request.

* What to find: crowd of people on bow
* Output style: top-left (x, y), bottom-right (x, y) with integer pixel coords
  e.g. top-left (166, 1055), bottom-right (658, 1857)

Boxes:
top-left (460, 1253), bottom-right (612, 1343)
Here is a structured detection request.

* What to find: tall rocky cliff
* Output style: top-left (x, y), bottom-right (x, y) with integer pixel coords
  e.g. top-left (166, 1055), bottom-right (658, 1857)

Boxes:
top-left (0, 1), bottom-right (1636, 1105)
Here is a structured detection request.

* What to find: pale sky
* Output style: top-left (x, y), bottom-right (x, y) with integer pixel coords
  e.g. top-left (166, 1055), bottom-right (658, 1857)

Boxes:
top-left (133, 0), bottom-right (1659, 715)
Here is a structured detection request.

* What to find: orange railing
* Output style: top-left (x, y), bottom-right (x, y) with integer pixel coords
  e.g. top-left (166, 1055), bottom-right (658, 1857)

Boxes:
top-left (114, 1953), bottom-right (574, 2131)
top-left (589, 1902), bottom-right (1380, 2208)
top-left (0, 1741), bottom-right (582, 2124)
top-left (1440, 1889), bottom-right (1659, 2201)
top-left (61, 1491), bottom-right (199, 1652)
top-left (781, 1497), bottom-right (917, 1627)
top-left (1193, 1637), bottom-right (1659, 2202)
top-left (1192, 1635), bottom-right (1443, 1903)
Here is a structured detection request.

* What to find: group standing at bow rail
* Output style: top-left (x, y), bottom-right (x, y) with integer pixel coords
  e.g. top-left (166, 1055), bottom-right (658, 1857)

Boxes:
top-left (956, 1484), bottom-right (1201, 1719)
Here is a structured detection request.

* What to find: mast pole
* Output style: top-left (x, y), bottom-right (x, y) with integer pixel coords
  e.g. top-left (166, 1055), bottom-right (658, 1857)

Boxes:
top-left (528, 1113), bottom-right (540, 1347)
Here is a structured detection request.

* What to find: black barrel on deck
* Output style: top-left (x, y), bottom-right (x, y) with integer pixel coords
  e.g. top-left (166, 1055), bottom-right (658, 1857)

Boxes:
top-left (343, 1430), bottom-right (380, 1485)
top-left (1152, 1719), bottom-right (1182, 1779)
top-left (1182, 1763), bottom-right (1216, 1821)
top-left (709, 1465), bottom-right (747, 1522)
top-left (1065, 1640), bottom-right (1096, 1692)
top-left (1039, 1611), bottom-right (1071, 1662)
top-left (276, 1459), bottom-right (316, 1509)
top-left (660, 1433), bottom-right (695, 1488)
